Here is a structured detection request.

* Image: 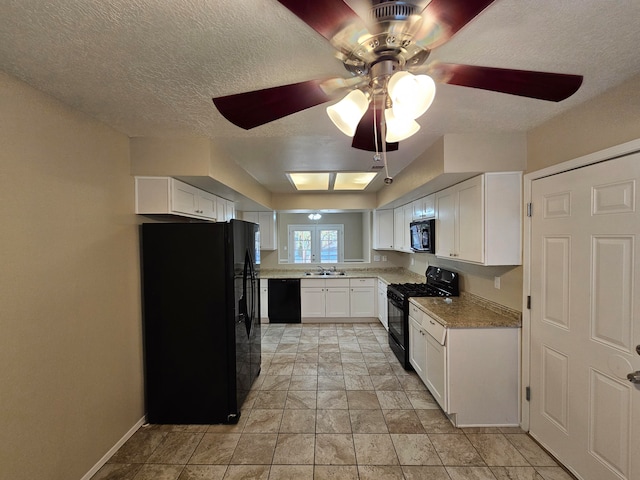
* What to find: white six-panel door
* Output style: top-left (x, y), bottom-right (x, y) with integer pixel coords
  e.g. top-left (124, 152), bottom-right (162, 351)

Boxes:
top-left (529, 152), bottom-right (640, 480)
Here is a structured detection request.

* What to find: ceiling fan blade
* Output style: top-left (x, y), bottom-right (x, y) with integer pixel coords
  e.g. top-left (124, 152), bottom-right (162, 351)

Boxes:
top-left (213, 80), bottom-right (336, 130)
top-left (418, 0), bottom-right (495, 49)
top-left (351, 104), bottom-right (399, 152)
top-left (432, 63), bottom-right (583, 102)
top-left (277, 0), bottom-right (365, 42)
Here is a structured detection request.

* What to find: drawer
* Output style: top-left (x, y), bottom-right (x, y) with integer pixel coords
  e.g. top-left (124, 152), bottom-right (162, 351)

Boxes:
top-left (423, 312), bottom-right (446, 345)
top-left (350, 278), bottom-right (375, 287)
top-left (409, 303), bottom-right (422, 320)
top-left (324, 277), bottom-right (349, 287)
top-left (301, 278), bottom-right (325, 287)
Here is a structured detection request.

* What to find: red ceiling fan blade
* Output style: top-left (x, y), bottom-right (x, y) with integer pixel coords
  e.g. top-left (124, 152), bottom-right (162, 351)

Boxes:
top-left (433, 63), bottom-right (583, 101)
top-left (419, 0), bottom-right (495, 48)
top-left (351, 104), bottom-right (399, 153)
top-left (277, 0), bottom-right (364, 41)
top-left (213, 80), bottom-right (335, 130)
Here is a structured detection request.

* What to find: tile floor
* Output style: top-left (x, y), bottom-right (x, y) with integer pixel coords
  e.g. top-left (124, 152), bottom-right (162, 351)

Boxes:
top-left (92, 323), bottom-right (575, 480)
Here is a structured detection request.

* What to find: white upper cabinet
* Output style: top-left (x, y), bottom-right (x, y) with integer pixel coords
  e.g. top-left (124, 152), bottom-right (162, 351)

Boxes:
top-left (373, 209), bottom-right (394, 250)
top-left (242, 211), bottom-right (277, 250)
top-left (135, 176), bottom-right (231, 221)
top-left (412, 194), bottom-right (435, 220)
top-left (393, 204), bottom-right (413, 253)
top-left (435, 172), bottom-right (522, 265)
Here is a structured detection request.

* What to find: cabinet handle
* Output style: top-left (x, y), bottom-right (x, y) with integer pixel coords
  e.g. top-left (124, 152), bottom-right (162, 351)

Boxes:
top-left (430, 320), bottom-right (435, 325)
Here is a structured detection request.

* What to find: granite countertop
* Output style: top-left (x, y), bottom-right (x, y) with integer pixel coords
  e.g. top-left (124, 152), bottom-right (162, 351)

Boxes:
top-left (410, 292), bottom-right (521, 329)
top-left (260, 267), bottom-right (425, 285)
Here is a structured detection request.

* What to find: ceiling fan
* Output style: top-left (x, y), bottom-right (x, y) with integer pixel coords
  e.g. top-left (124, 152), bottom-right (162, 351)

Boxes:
top-left (212, 0), bottom-right (583, 153)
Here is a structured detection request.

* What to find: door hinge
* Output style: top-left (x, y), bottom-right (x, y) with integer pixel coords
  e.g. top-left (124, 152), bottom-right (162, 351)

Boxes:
top-left (526, 386), bottom-right (531, 401)
top-left (527, 203), bottom-right (533, 217)
top-left (527, 296), bottom-right (531, 310)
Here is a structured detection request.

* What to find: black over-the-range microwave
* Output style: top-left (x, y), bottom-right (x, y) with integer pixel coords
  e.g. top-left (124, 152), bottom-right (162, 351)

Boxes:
top-left (410, 219), bottom-right (435, 253)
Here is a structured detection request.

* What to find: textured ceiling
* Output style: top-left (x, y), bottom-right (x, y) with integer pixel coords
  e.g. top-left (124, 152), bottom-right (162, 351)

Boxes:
top-left (2, 0), bottom-right (640, 193)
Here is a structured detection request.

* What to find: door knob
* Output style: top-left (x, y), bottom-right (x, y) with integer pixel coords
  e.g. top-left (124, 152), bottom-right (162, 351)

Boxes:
top-left (627, 371), bottom-right (640, 384)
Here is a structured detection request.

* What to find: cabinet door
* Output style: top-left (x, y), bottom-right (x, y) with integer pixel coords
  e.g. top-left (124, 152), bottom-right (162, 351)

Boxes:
top-left (350, 287), bottom-right (375, 317)
top-left (425, 333), bottom-right (446, 409)
top-left (377, 281), bottom-right (388, 330)
top-left (197, 192), bottom-right (217, 220)
top-left (393, 207), bottom-right (404, 251)
top-left (214, 196), bottom-right (225, 222)
top-left (373, 209), bottom-right (394, 249)
top-left (403, 204), bottom-right (413, 252)
top-left (300, 287), bottom-right (325, 317)
top-left (456, 176), bottom-right (484, 263)
top-left (423, 194), bottom-right (435, 219)
top-left (260, 281), bottom-right (268, 319)
top-left (258, 212), bottom-right (276, 250)
top-left (171, 180), bottom-right (199, 216)
top-left (409, 316), bottom-right (427, 382)
top-left (435, 189), bottom-right (456, 257)
top-left (225, 200), bottom-right (235, 220)
top-left (325, 287), bottom-right (350, 317)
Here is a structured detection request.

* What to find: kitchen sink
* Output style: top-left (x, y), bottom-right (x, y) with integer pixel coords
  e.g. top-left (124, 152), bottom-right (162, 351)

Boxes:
top-left (304, 271), bottom-right (346, 276)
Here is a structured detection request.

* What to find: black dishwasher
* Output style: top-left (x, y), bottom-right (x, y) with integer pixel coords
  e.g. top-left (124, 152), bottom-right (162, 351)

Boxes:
top-left (268, 278), bottom-right (301, 323)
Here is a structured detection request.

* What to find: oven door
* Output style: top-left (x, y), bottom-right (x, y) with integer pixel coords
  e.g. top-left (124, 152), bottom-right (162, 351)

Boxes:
top-left (388, 297), bottom-right (404, 344)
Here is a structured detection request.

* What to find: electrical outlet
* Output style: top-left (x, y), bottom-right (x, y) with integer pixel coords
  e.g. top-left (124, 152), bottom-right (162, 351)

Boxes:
top-left (374, 255), bottom-right (381, 262)
top-left (382, 255), bottom-right (387, 262)
top-left (494, 276), bottom-right (501, 289)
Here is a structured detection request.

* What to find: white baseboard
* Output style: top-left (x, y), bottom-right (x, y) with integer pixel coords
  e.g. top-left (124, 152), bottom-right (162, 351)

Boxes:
top-left (80, 415), bottom-right (146, 480)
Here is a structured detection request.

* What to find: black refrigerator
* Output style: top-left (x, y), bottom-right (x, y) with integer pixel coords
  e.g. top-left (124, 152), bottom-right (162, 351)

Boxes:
top-left (140, 220), bottom-right (261, 424)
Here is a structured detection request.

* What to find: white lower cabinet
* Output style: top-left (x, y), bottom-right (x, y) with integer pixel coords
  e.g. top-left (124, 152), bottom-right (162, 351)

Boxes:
top-left (409, 300), bottom-right (519, 427)
top-left (300, 278), bottom-right (376, 319)
top-left (377, 279), bottom-right (388, 330)
top-left (260, 279), bottom-right (268, 319)
top-left (300, 278), bottom-right (350, 318)
top-left (349, 278), bottom-right (376, 317)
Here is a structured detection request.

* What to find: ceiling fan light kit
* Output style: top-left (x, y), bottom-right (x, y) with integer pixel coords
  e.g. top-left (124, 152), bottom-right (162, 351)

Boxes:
top-left (326, 89), bottom-right (370, 137)
top-left (212, 0), bottom-right (583, 156)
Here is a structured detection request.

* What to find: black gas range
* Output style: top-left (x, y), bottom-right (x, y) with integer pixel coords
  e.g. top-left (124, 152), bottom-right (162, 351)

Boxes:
top-left (387, 266), bottom-right (459, 369)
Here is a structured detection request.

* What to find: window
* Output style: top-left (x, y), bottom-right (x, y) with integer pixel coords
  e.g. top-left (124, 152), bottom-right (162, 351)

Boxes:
top-left (288, 224), bottom-right (344, 263)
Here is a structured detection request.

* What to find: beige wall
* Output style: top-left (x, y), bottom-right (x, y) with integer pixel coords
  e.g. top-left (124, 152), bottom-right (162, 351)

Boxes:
top-left (0, 73), bottom-right (144, 479)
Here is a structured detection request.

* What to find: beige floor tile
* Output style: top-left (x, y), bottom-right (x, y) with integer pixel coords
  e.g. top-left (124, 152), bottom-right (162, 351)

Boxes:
top-left (109, 430), bottom-right (167, 463)
top-left (357, 465), bottom-right (405, 480)
top-left (405, 390), bottom-right (439, 409)
top-left (429, 434), bottom-right (485, 466)
top-left (344, 375), bottom-right (374, 390)
top-left (317, 344), bottom-right (340, 353)
top-left (230, 433), bottom-right (278, 464)
top-left (206, 414), bottom-right (247, 434)
top-left (504, 434), bottom-right (558, 466)
top-left (274, 344), bottom-right (298, 354)
top-left (268, 465), bottom-right (314, 480)
top-left (244, 409), bottom-right (283, 433)
top-left (297, 343), bottom-right (319, 353)
top-left (402, 466), bottom-right (451, 480)
top-left (254, 391), bottom-right (288, 409)
top-left (339, 343), bottom-right (362, 353)
top-left (266, 362), bottom-right (294, 376)
top-left (376, 390), bottom-right (413, 409)
top-left (292, 362), bottom-right (318, 376)
top-left (315, 434), bottom-right (357, 465)
top-left (189, 433), bottom-right (241, 465)
top-left (317, 390), bottom-right (348, 409)
top-left (466, 434), bottom-right (529, 467)
top-left (391, 433), bottom-right (441, 465)
top-left (279, 409), bottom-right (316, 433)
top-left (289, 375), bottom-right (317, 391)
top-left (178, 465), bottom-right (227, 480)
top-left (222, 465), bottom-right (270, 480)
top-left (370, 375), bottom-right (402, 391)
top-left (383, 410), bottom-right (426, 434)
top-left (397, 375), bottom-right (428, 391)
top-left (346, 391), bottom-right (381, 409)
top-left (285, 390), bottom-right (317, 409)
top-left (270, 353), bottom-right (297, 364)
top-left (353, 433), bottom-right (399, 465)
top-left (132, 464), bottom-right (183, 480)
top-left (313, 465), bottom-right (359, 479)
top-left (318, 362), bottom-right (344, 375)
top-left (341, 362), bottom-right (369, 375)
top-left (318, 352), bottom-right (341, 363)
top-left (272, 433), bottom-right (315, 465)
top-left (91, 463), bottom-right (142, 480)
top-left (491, 466), bottom-right (539, 480)
top-left (316, 409), bottom-right (352, 433)
top-left (446, 466), bottom-right (497, 480)
top-left (147, 432), bottom-right (203, 464)
top-left (534, 466), bottom-right (576, 480)
top-left (296, 352), bottom-right (319, 362)
top-left (317, 375), bottom-right (346, 391)
top-left (348, 410), bottom-right (388, 436)
top-left (415, 409), bottom-right (460, 434)
top-left (341, 352), bottom-right (365, 362)
top-left (365, 362), bottom-right (392, 374)
top-left (260, 375), bottom-right (292, 391)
